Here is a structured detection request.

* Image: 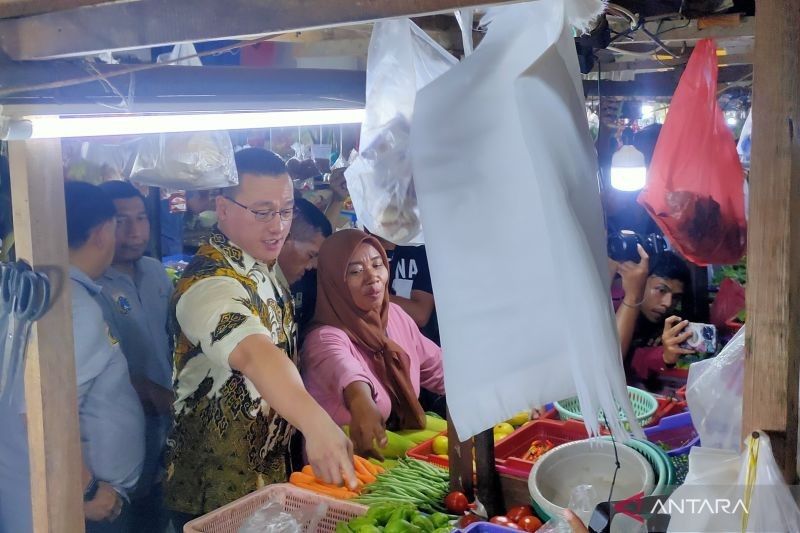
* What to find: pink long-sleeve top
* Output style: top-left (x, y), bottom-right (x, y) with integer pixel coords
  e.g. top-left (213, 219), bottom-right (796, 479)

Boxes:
top-left (301, 303), bottom-right (445, 427)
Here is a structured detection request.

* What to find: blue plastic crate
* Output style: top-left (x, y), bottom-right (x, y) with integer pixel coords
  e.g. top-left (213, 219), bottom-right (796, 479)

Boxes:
top-left (459, 523), bottom-right (522, 533)
top-left (644, 411), bottom-right (700, 457)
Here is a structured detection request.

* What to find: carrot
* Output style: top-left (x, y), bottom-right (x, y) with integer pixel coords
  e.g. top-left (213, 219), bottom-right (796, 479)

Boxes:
top-left (291, 470), bottom-right (364, 494)
top-left (301, 465), bottom-right (315, 477)
top-left (289, 475), bottom-right (359, 499)
top-left (352, 458), bottom-right (377, 484)
top-left (354, 455), bottom-right (383, 476)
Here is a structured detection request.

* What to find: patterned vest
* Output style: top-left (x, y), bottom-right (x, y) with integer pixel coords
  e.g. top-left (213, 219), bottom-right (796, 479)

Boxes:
top-left (165, 230), bottom-right (298, 515)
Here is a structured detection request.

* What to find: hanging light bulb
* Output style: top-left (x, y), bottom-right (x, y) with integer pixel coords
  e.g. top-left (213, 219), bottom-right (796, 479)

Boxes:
top-left (610, 127), bottom-right (647, 192)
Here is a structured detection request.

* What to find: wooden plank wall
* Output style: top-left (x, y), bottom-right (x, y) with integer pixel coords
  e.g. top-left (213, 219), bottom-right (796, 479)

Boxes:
top-left (743, 0), bottom-right (800, 480)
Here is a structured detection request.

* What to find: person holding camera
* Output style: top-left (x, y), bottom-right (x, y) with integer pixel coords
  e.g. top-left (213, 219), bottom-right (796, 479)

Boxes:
top-left (612, 246), bottom-right (693, 393)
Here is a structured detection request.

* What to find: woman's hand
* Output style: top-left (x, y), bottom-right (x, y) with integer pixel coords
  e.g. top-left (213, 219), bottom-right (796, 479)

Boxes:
top-left (662, 316), bottom-right (694, 365)
top-left (345, 381), bottom-right (388, 460)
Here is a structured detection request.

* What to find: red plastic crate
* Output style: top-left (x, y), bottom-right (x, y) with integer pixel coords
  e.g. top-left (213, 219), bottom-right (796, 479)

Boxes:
top-left (493, 419), bottom-right (590, 478)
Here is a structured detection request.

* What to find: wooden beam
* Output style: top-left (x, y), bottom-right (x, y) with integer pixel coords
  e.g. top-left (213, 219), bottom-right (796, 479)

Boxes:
top-left (743, 0), bottom-right (800, 481)
top-left (583, 64), bottom-right (753, 97)
top-left (9, 139), bottom-right (84, 532)
top-left (0, 0), bottom-right (522, 60)
top-left (0, 0), bottom-right (124, 19)
top-left (595, 53), bottom-right (753, 74)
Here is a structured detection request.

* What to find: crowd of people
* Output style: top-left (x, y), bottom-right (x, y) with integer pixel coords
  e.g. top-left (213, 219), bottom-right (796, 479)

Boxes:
top-left (0, 146), bottom-right (697, 533)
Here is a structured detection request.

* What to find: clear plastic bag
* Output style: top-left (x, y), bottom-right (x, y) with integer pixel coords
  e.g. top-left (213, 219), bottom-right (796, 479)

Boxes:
top-left (238, 501), bottom-right (328, 533)
top-left (345, 18), bottom-right (457, 245)
top-left (538, 485), bottom-right (598, 533)
top-left (666, 433), bottom-right (800, 532)
top-left (744, 433), bottom-right (800, 532)
top-left (131, 131), bottom-right (238, 190)
top-left (686, 326), bottom-right (745, 452)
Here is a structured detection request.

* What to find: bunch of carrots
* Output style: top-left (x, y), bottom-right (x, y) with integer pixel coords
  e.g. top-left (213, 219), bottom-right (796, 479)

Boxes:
top-left (289, 455), bottom-right (385, 500)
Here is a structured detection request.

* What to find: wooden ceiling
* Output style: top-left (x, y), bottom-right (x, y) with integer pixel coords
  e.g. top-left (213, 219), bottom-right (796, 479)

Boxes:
top-left (0, 0), bottom-right (756, 105)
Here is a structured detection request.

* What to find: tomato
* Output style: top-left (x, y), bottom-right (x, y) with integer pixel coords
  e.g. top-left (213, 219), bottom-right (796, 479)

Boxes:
top-left (490, 516), bottom-right (514, 525)
top-left (518, 515), bottom-right (544, 532)
top-left (458, 513), bottom-right (483, 527)
top-left (445, 491), bottom-right (470, 514)
top-left (507, 506), bottom-right (534, 523)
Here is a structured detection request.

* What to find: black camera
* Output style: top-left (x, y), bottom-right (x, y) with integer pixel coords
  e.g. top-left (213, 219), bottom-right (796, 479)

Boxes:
top-left (607, 231), bottom-right (667, 263)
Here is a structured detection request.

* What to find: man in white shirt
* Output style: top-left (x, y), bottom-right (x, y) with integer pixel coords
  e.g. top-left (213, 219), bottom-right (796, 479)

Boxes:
top-left (165, 149), bottom-right (355, 527)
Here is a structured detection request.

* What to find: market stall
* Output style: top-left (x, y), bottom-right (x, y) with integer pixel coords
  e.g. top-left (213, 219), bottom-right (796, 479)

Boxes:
top-left (0, 0), bottom-right (797, 532)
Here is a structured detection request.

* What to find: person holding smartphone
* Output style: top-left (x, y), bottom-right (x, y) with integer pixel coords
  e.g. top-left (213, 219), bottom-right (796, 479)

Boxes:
top-left (612, 248), bottom-right (693, 393)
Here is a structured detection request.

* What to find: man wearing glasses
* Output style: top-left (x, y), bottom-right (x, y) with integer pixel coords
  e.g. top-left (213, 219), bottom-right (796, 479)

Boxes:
top-left (612, 248), bottom-right (692, 393)
top-left (164, 148), bottom-right (356, 528)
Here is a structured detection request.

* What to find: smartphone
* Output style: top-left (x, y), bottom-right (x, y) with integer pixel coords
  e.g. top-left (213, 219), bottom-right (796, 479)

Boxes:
top-left (679, 322), bottom-right (717, 353)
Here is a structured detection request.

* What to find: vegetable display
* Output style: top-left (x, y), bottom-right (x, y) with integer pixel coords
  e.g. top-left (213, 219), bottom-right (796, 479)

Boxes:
top-left (355, 458), bottom-right (450, 513)
top-left (522, 439), bottom-right (554, 463)
top-left (289, 456), bottom-right (384, 499)
top-left (336, 503), bottom-right (452, 533)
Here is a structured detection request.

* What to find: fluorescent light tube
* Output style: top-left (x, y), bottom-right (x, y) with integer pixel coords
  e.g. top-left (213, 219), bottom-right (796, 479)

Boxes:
top-left (24, 108), bottom-right (365, 139)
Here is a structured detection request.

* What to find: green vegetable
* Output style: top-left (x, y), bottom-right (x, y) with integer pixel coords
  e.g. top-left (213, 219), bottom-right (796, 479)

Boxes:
top-left (355, 526), bottom-right (382, 533)
top-left (384, 519), bottom-right (422, 533)
top-left (349, 517), bottom-right (378, 530)
top-left (365, 503), bottom-right (396, 526)
top-left (429, 513), bottom-right (451, 528)
top-left (356, 458), bottom-right (450, 513)
top-left (432, 528), bottom-right (452, 533)
top-left (424, 414), bottom-right (448, 433)
top-left (411, 514), bottom-right (435, 532)
top-left (388, 504), bottom-right (417, 523)
top-left (336, 523), bottom-right (354, 533)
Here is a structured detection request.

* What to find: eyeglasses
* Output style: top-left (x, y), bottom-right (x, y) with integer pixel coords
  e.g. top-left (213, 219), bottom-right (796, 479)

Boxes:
top-left (225, 197), bottom-right (296, 223)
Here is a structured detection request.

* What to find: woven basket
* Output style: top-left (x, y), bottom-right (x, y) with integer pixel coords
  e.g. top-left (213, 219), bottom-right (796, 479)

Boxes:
top-left (554, 386), bottom-right (658, 427)
top-left (184, 484), bottom-right (367, 533)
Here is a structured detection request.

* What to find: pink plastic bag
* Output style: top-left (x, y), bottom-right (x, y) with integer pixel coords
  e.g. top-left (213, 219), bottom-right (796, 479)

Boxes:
top-left (638, 39), bottom-right (746, 266)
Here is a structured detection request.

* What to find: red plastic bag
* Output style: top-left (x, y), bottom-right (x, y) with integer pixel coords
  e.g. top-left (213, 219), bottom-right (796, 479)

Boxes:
top-left (710, 277), bottom-right (746, 330)
top-left (638, 39), bottom-right (746, 265)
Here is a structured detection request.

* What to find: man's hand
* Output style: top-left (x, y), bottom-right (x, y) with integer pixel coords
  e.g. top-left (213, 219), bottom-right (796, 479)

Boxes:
top-left (564, 509), bottom-right (589, 533)
top-left (349, 394), bottom-right (389, 460)
top-left (617, 245), bottom-right (650, 305)
top-left (303, 415), bottom-right (358, 489)
top-left (83, 482), bottom-right (122, 522)
top-left (662, 316), bottom-right (694, 365)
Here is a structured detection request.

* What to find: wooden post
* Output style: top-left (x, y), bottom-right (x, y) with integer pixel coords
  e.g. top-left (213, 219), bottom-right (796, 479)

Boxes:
top-left (742, 0), bottom-right (800, 481)
top-left (447, 410), bottom-right (474, 500)
top-left (9, 139), bottom-right (84, 532)
top-left (474, 429), bottom-right (504, 518)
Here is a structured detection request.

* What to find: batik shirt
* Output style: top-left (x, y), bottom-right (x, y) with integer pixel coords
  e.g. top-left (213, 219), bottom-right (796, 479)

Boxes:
top-left (164, 229), bottom-right (297, 515)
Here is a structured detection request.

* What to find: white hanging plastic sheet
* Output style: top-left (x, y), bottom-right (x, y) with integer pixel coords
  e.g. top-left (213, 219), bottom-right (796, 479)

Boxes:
top-left (410, 0), bottom-right (639, 441)
top-left (345, 19), bottom-right (457, 244)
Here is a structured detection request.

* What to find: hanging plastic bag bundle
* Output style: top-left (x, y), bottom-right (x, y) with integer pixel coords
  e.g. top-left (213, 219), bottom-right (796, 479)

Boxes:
top-left (345, 19), bottom-right (457, 244)
top-left (666, 432), bottom-right (800, 532)
top-left (638, 39), bottom-right (746, 266)
top-left (410, 0), bottom-right (638, 441)
top-left (685, 326), bottom-right (745, 452)
top-left (130, 131), bottom-right (238, 190)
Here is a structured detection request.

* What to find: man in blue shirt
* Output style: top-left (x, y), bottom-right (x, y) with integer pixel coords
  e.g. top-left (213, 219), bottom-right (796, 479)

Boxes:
top-left (97, 181), bottom-right (173, 532)
top-left (0, 182), bottom-right (145, 533)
